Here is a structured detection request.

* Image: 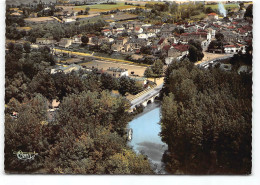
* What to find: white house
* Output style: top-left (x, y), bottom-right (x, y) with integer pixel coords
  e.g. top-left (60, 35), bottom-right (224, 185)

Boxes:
top-left (138, 33), bottom-right (148, 39)
top-left (63, 18), bottom-right (76, 23)
top-left (207, 13), bottom-right (219, 20)
top-left (224, 44), bottom-right (246, 54)
top-left (102, 29), bottom-right (112, 36)
top-left (106, 67), bottom-right (128, 78)
top-left (134, 27), bottom-right (143, 34)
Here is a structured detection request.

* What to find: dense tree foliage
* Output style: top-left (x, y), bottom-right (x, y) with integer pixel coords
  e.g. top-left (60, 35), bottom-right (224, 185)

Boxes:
top-left (5, 44), bottom-right (153, 174)
top-left (187, 40), bottom-right (204, 62)
top-left (81, 35), bottom-right (89, 45)
top-left (160, 61), bottom-right (252, 174)
top-left (144, 59), bottom-right (164, 78)
top-left (244, 4), bottom-right (253, 18)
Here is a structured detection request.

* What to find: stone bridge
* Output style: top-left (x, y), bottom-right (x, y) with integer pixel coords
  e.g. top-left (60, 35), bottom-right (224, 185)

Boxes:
top-left (129, 84), bottom-right (163, 112)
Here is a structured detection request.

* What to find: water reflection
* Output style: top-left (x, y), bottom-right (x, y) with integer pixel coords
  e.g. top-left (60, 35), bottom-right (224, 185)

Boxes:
top-left (128, 102), bottom-right (168, 174)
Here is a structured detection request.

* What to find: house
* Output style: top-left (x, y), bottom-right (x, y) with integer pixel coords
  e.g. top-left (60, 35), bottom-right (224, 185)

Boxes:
top-left (10, 12), bottom-right (22, 17)
top-left (130, 77), bottom-right (147, 86)
top-left (157, 38), bottom-right (170, 50)
top-left (63, 18), bottom-right (76, 23)
top-left (179, 32), bottom-right (209, 43)
top-left (111, 37), bottom-right (129, 52)
top-left (102, 29), bottom-right (112, 36)
top-left (222, 31), bottom-right (239, 43)
top-left (59, 38), bottom-right (73, 48)
top-left (106, 67), bottom-right (128, 78)
top-left (224, 43), bottom-right (246, 54)
top-left (134, 27), bottom-right (143, 34)
top-left (165, 44), bottom-right (189, 65)
top-left (72, 35), bottom-right (82, 44)
top-left (207, 13), bottom-right (219, 21)
top-left (36, 38), bottom-right (56, 45)
top-left (51, 64), bottom-right (83, 74)
top-left (126, 21), bottom-right (144, 29)
top-left (138, 33), bottom-right (148, 39)
top-left (160, 24), bottom-right (176, 36)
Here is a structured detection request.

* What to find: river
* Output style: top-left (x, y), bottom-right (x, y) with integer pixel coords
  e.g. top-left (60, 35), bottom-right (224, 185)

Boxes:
top-left (128, 102), bottom-right (168, 174)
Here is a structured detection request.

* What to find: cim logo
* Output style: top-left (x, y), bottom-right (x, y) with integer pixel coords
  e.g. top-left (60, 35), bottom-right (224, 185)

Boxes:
top-left (13, 150), bottom-right (38, 160)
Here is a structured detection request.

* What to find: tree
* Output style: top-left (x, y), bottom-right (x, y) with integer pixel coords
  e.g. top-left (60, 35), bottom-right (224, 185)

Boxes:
top-left (151, 59), bottom-right (164, 77)
top-left (118, 76), bottom-right (132, 96)
top-left (84, 7), bottom-right (90, 15)
top-left (144, 67), bottom-right (154, 78)
top-left (215, 32), bottom-right (224, 42)
top-left (81, 35), bottom-right (89, 45)
top-left (160, 62), bottom-right (252, 174)
top-left (23, 42), bottom-right (31, 53)
top-left (100, 73), bottom-right (118, 91)
top-left (205, 7), bottom-right (215, 14)
top-left (187, 40), bottom-right (204, 62)
top-left (100, 43), bottom-right (111, 54)
top-left (244, 4), bottom-right (253, 18)
top-left (5, 94), bottom-right (50, 172)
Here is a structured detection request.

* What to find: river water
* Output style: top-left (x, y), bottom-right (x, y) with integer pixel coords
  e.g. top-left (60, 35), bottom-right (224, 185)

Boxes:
top-left (128, 102), bottom-right (168, 174)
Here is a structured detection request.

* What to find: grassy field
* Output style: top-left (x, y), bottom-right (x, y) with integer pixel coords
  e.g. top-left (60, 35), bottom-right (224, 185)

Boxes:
top-left (74, 2), bottom-right (138, 12)
top-left (205, 3), bottom-right (239, 10)
top-left (190, 12), bottom-right (206, 20)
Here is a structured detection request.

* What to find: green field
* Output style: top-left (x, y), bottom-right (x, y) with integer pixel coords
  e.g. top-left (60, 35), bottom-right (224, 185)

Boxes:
top-left (74, 2), bottom-right (138, 11)
top-left (205, 3), bottom-right (239, 10)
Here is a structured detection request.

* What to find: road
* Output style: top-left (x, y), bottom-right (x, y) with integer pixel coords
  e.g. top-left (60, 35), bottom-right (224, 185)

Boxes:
top-left (196, 54), bottom-right (234, 68)
top-left (130, 83), bottom-right (163, 110)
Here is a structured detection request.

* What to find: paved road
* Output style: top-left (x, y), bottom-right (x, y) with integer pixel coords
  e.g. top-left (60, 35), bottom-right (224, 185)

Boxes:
top-left (197, 54), bottom-right (234, 68)
top-left (130, 84), bottom-right (163, 110)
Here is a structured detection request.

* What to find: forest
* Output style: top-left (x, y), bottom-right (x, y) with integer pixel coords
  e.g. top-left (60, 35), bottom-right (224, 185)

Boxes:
top-left (5, 43), bottom-right (153, 174)
top-left (160, 60), bottom-right (252, 174)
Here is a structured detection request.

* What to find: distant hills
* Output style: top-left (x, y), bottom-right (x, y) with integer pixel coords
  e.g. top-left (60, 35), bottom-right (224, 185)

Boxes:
top-left (6, 0), bottom-right (106, 6)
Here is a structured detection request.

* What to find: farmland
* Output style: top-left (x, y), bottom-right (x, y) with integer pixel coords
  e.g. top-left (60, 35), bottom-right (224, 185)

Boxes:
top-left (205, 3), bottom-right (239, 10)
top-left (56, 2), bottom-right (148, 15)
top-left (24, 17), bottom-right (56, 23)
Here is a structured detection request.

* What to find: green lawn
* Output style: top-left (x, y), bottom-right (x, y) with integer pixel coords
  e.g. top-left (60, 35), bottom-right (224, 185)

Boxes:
top-left (205, 3), bottom-right (239, 10)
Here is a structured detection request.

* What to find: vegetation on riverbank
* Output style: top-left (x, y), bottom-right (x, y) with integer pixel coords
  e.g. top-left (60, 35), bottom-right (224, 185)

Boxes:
top-left (160, 60), bottom-right (252, 174)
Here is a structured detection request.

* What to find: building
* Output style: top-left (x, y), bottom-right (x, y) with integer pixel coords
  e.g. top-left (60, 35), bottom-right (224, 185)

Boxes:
top-left (106, 67), bottom-right (128, 78)
top-left (51, 64), bottom-right (83, 74)
top-left (224, 44), bottom-right (246, 54)
top-left (36, 38), bottom-right (56, 45)
top-left (207, 13), bottom-right (219, 21)
top-left (130, 76), bottom-right (147, 86)
top-left (165, 44), bottom-right (189, 65)
top-left (63, 18), bottom-right (76, 23)
top-left (59, 38), bottom-right (73, 48)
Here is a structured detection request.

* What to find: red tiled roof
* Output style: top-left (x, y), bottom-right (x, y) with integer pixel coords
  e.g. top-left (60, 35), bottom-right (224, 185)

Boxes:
top-left (208, 13), bottom-right (217, 16)
top-left (173, 44), bottom-right (189, 52)
top-left (102, 29), bottom-right (111, 32)
top-left (236, 43), bottom-right (244, 47)
top-left (224, 45), bottom-right (237, 48)
top-left (162, 45), bottom-right (171, 51)
top-left (158, 38), bottom-right (165, 45)
top-left (181, 32), bottom-right (207, 36)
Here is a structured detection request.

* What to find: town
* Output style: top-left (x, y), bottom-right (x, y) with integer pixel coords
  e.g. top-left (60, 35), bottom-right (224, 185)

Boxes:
top-left (5, 0), bottom-right (253, 175)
